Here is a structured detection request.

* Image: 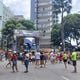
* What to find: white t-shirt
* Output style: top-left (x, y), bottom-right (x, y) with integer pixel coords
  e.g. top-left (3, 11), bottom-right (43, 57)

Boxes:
top-left (35, 52), bottom-right (40, 60)
top-left (50, 52), bottom-right (54, 59)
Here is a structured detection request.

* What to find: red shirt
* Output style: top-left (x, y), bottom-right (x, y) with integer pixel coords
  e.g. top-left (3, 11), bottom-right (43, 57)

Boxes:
top-left (12, 54), bottom-right (17, 60)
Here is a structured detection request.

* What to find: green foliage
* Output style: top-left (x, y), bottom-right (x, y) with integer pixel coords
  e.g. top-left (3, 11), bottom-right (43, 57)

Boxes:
top-left (63, 14), bottom-right (80, 47)
top-left (51, 14), bottom-right (80, 48)
top-left (2, 19), bottom-right (35, 35)
top-left (19, 20), bottom-right (35, 30)
top-left (64, 14), bottom-right (80, 37)
top-left (53, 0), bottom-right (72, 14)
top-left (51, 24), bottom-right (61, 47)
top-left (2, 19), bottom-right (35, 49)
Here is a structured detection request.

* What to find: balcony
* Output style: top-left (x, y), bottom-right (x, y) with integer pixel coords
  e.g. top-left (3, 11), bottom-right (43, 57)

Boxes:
top-left (38, 15), bottom-right (52, 19)
top-left (38, 4), bottom-right (52, 8)
top-left (38, 2), bottom-right (52, 6)
top-left (38, 0), bottom-right (52, 3)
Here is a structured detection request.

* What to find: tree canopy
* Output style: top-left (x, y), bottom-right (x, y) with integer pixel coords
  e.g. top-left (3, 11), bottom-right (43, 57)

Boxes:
top-left (19, 20), bottom-right (35, 30)
top-left (51, 24), bottom-right (61, 48)
top-left (51, 14), bottom-right (80, 49)
top-left (1, 19), bottom-right (35, 49)
top-left (2, 19), bottom-right (35, 35)
top-left (63, 14), bottom-right (80, 47)
top-left (53, 0), bottom-right (72, 14)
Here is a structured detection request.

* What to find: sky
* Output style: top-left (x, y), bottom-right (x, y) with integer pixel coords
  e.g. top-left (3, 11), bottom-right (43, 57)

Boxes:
top-left (3, 0), bottom-right (80, 19)
top-left (3, 0), bottom-right (31, 19)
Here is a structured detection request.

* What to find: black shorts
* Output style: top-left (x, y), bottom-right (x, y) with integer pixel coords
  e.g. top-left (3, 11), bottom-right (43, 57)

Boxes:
top-left (73, 61), bottom-right (76, 66)
top-left (63, 59), bottom-right (67, 62)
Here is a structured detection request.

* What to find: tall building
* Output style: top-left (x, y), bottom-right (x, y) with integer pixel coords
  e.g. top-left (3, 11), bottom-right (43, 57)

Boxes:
top-left (0, 1), bottom-right (14, 36)
top-left (31, 0), bottom-right (59, 48)
top-left (31, 0), bottom-right (35, 22)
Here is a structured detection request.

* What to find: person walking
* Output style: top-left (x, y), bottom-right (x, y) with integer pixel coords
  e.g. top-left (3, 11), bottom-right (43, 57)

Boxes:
top-left (35, 51), bottom-right (40, 68)
top-left (63, 51), bottom-right (68, 69)
top-left (31, 51), bottom-right (35, 63)
top-left (11, 51), bottom-right (18, 72)
top-left (71, 51), bottom-right (78, 73)
top-left (6, 50), bottom-right (13, 68)
top-left (23, 51), bottom-right (29, 73)
top-left (40, 51), bottom-right (45, 68)
top-left (50, 51), bottom-right (54, 64)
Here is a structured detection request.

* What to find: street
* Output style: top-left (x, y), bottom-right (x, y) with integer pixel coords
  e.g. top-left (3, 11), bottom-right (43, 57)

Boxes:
top-left (0, 61), bottom-right (80, 80)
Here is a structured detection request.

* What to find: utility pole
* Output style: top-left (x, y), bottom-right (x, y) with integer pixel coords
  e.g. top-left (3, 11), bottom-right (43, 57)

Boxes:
top-left (61, 0), bottom-right (65, 51)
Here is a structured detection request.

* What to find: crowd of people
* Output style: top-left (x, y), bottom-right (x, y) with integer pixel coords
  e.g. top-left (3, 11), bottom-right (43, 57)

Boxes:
top-left (49, 50), bottom-right (78, 73)
top-left (0, 49), bottom-right (78, 73)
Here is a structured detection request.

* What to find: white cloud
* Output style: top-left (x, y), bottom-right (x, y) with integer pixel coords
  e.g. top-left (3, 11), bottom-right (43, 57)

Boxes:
top-left (3, 0), bottom-right (80, 20)
top-left (71, 0), bottom-right (80, 13)
top-left (3, 0), bottom-right (31, 19)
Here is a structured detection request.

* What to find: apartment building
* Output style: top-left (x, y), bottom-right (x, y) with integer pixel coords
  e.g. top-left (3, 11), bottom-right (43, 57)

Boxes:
top-left (31, 0), bottom-right (59, 48)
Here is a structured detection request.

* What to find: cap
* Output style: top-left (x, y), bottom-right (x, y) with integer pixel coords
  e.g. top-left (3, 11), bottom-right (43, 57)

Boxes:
top-left (8, 49), bottom-right (12, 52)
top-left (26, 54), bottom-right (29, 57)
top-left (13, 51), bottom-right (17, 54)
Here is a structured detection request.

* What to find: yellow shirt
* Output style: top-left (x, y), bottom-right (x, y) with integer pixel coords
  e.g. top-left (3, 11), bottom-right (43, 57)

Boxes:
top-left (63, 53), bottom-right (67, 60)
top-left (71, 52), bottom-right (77, 61)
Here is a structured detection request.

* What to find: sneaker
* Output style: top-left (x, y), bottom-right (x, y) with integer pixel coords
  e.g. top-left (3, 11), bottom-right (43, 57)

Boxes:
top-left (24, 71), bottom-right (28, 73)
top-left (72, 71), bottom-right (77, 73)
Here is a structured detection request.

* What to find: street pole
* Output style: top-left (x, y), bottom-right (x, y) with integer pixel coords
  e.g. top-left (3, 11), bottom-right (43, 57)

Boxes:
top-left (61, 0), bottom-right (65, 51)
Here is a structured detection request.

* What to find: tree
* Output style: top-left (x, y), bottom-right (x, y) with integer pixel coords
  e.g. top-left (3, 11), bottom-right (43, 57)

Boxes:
top-left (19, 20), bottom-right (35, 30)
top-left (53, 0), bottom-right (72, 14)
top-left (2, 19), bottom-right (36, 36)
top-left (2, 19), bottom-right (35, 50)
top-left (51, 14), bottom-right (80, 50)
top-left (2, 20), bottom-right (15, 49)
top-left (53, 0), bottom-right (72, 51)
top-left (51, 24), bottom-right (61, 48)
top-left (63, 14), bottom-right (80, 48)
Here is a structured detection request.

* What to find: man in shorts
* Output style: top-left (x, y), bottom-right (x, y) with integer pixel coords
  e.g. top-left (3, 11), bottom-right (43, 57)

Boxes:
top-left (71, 51), bottom-right (77, 73)
top-left (35, 51), bottom-right (40, 67)
top-left (11, 51), bottom-right (18, 72)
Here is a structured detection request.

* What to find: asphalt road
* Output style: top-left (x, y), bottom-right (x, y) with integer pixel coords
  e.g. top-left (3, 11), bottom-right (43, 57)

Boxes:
top-left (0, 60), bottom-right (80, 80)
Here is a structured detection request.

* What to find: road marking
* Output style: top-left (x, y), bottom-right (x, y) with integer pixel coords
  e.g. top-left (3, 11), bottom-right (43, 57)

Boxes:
top-left (62, 76), bottom-right (70, 80)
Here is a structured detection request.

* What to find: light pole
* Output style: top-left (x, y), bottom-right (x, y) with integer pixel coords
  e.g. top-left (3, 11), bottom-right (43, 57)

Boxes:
top-left (61, 0), bottom-right (65, 51)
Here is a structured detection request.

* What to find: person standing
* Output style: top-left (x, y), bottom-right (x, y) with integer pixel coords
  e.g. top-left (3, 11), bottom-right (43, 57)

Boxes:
top-left (35, 51), bottom-right (40, 68)
top-left (50, 51), bottom-right (54, 64)
top-left (24, 52), bottom-right (29, 73)
top-left (6, 50), bottom-right (13, 68)
top-left (71, 51), bottom-right (78, 73)
top-left (43, 52), bottom-right (48, 67)
top-left (59, 53), bottom-right (63, 63)
top-left (31, 51), bottom-right (35, 63)
top-left (11, 51), bottom-right (18, 72)
top-left (63, 52), bottom-right (68, 69)
top-left (40, 51), bottom-right (45, 68)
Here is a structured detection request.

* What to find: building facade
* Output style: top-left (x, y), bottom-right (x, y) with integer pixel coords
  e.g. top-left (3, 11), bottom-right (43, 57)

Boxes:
top-left (31, 0), bottom-right (59, 48)
top-left (0, 1), bottom-right (14, 36)
top-left (12, 15), bottom-right (25, 21)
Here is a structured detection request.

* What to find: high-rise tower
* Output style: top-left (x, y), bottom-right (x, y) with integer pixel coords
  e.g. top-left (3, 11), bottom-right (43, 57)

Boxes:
top-left (31, 0), bottom-right (58, 48)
